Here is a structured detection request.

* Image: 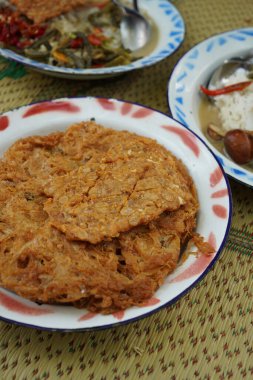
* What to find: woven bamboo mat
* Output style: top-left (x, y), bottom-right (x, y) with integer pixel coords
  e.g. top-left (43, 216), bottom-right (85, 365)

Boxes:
top-left (0, 0), bottom-right (253, 379)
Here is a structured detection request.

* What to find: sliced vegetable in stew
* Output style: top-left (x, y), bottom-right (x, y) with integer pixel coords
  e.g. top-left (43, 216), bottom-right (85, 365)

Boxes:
top-left (0, 2), bottom-right (138, 68)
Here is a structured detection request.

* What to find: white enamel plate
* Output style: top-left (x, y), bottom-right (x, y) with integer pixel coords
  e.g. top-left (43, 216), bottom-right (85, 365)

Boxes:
top-left (0, 97), bottom-right (232, 330)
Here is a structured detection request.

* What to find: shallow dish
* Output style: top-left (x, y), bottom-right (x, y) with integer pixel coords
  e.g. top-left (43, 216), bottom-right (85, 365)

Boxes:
top-left (168, 28), bottom-right (253, 188)
top-left (0, 0), bottom-right (185, 79)
top-left (0, 97), bottom-right (232, 331)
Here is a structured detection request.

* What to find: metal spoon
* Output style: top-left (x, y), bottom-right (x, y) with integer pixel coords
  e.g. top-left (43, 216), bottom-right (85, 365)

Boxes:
top-left (207, 53), bottom-right (253, 90)
top-left (112, 0), bottom-right (151, 51)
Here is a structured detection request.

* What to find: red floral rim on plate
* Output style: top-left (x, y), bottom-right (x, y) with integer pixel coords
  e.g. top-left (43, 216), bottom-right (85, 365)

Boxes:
top-left (0, 97), bottom-right (232, 331)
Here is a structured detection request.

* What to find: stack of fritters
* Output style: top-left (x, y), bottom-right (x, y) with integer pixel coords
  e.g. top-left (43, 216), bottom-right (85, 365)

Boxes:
top-left (0, 122), bottom-right (198, 313)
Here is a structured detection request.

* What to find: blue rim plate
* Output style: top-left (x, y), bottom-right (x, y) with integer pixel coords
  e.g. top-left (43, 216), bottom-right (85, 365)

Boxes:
top-left (0, 0), bottom-right (185, 79)
top-left (0, 97), bottom-right (232, 331)
top-left (168, 28), bottom-right (253, 188)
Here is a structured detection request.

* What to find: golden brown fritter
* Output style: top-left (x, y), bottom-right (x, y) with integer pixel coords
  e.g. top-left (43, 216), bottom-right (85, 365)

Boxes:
top-left (10, 0), bottom-right (104, 24)
top-left (58, 121), bottom-right (179, 165)
top-left (5, 122), bottom-right (193, 244)
top-left (0, 173), bottom-right (184, 312)
top-left (0, 121), bottom-right (199, 313)
top-left (4, 132), bottom-right (79, 181)
top-left (0, 161), bottom-right (28, 203)
top-left (0, 216), bottom-right (181, 313)
top-left (0, 174), bottom-right (197, 313)
top-left (44, 157), bottom-right (190, 244)
top-left (158, 158), bottom-right (199, 245)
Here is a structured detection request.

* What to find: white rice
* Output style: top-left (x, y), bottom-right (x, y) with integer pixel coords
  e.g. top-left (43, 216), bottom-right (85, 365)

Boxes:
top-left (212, 68), bottom-right (253, 132)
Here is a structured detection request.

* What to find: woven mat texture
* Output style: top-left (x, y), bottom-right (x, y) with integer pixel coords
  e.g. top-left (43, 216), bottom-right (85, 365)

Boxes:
top-left (0, 1), bottom-right (253, 379)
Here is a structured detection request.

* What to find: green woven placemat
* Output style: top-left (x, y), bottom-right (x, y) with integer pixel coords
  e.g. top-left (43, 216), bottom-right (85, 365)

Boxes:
top-left (0, 1), bottom-right (253, 379)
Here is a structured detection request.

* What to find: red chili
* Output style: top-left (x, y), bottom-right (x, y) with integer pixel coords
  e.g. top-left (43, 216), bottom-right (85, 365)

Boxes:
top-left (96, 0), bottom-right (110, 9)
top-left (200, 81), bottom-right (252, 96)
top-left (0, 7), bottom-right (47, 48)
top-left (87, 34), bottom-right (103, 46)
top-left (70, 37), bottom-right (83, 49)
top-left (93, 27), bottom-right (103, 35)
top-left (28, 25), bottom-right (46, 37)
top-left (16, 40), bottom-right (32, 49)
top-left (91, 63), bottom-right (105, 68)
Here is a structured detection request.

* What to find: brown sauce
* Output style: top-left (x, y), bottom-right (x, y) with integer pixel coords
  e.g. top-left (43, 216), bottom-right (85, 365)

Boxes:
top-left (198, 97), bottom-right (253, 173)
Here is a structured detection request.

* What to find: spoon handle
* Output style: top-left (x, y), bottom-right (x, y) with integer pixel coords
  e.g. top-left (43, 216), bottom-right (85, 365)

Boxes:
top-left (133, 0), bottom-right (139, 12)
top-left (112, 0), bottom-right (136, 14)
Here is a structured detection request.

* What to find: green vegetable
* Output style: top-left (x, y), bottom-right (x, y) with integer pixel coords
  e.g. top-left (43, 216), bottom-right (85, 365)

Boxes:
top-left (104, 54), bottom-right (132, 67)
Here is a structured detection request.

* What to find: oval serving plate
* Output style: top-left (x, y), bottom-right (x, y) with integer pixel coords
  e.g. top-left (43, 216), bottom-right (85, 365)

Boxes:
top-left (0, 97), bottom-right (232, 331)
top-left (168, 27), bottom-right (253, 188)
top-left (0, 0), bottom-right (185, 79)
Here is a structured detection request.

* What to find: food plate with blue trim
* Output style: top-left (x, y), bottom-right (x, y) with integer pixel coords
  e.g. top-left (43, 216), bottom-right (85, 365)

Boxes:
top-left (0, 0), bottom-right (185, 79)
top-left (168, 28), bottom-right (253, 188)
